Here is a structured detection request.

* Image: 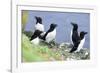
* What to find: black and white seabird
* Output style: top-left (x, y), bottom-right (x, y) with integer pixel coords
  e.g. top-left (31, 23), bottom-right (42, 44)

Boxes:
top-left (35, 16), bottom-right (44, 32)
top-left (30, 30), bottom-right (43, 45)
top-left (42, 23), bottom-right (57, 43)
top-left (70, 22), bottom-right (80, 45)
top-left (70, 31), bottom-right (87, 53)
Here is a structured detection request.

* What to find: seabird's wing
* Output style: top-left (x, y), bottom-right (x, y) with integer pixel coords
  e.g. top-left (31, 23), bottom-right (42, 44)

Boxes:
top-left (72, 31), bottom-right (80, 44)
top-left (70, 39), bottom-right (80, 53)
top-left (77, 37), bottom-right (85, 52)
top-left (30, 30), bottom-right (42, 41)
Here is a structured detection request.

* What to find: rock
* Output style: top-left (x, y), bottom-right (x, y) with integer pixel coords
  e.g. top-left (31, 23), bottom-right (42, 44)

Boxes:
top-left (37, 40), bottom-right (90, 61)
top-left (58, 42), bottom-right (90, 60)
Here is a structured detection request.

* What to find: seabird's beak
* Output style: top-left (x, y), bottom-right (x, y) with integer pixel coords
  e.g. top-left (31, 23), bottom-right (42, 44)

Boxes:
top-left (35, 16), bottom-right (38, 19)
top-left (50, 23), bottom-right (58, 27)
top-left (71, 22), bottom-right (75, 26)
top-left (55, 24), bottom-right (57, 27)
top-left (84, 32), bottom-right (88, 34)
top-left (53, 24), bottom-right (57, 27)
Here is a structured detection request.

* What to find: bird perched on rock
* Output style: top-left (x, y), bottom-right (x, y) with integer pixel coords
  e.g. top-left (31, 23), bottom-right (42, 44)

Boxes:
top-left (70, 31), bottom-right (87, 53)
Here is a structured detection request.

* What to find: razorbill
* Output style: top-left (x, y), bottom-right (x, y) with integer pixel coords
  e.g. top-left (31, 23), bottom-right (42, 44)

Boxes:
top-left (70, 22), bottom-right (80, 45)
top-left (76, 31), bottom-right (88, 52)
top-left (42, 23), bottom-right (57, 43)
top-left (30, 30), bottom-right (43, 45)
top-left (69, 31), bottom-right (87, 53)
top-left (35, 16), bottom-right (44, 32)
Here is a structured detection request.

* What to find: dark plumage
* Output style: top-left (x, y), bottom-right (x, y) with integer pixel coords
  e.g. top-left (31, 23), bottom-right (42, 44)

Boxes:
top-left (70, 41), bottom-right (80, 53)
top-left (34, 16), bottom-right (44, 35)
top-left (71, 22), bottom-right (80, 45)
top-left (30, 30), bottom-right (43, 41)
top-left (41, 23), bottom-right (57, 43)
top-left (35, 16), bottom-right (42, 24)
top-left (80, 31), bottom-right (87, 40)
top-left (70, 31), bottom-right (87, 53)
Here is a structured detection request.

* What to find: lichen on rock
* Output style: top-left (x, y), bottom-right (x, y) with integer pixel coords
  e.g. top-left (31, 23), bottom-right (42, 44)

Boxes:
top-left (58, 43), bottom-right (90, 60)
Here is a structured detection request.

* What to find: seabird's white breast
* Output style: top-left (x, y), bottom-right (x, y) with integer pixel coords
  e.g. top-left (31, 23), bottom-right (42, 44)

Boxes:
top-left (40, 32), bottom-right (46, 37)
top-left (31, 37), bottom-right (40, 45)
top-left (75, 37), bottom-right (85, 52)
top-left (35, 23), bottom-right (44, 32)
top-left (46, 29), bottom-right (56, 43)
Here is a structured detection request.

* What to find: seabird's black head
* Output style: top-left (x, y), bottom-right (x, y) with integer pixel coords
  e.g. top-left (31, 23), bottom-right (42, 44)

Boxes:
top-left (80, 31), bottom-right (87, 40)
top-left (80, 31), bottom-right (87, 36)
top-left (71, 22), bottom-right (78, 30)
top-left (50, 23), bottom-right (57, 29)
top-left (35, 16), bottom-right (42, 24)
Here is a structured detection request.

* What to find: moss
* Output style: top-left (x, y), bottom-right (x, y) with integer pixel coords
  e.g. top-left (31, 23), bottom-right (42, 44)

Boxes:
top-left (22, 34), bottom-right (90, 62)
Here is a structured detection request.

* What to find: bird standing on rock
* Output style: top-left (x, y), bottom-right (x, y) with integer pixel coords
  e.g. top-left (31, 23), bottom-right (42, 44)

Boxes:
top-left (70, 31), bottom-right (87, 53)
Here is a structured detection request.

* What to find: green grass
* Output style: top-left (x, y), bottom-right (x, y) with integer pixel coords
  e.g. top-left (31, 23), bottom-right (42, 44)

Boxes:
top-left (22, 34), bottom-right (62, 62)
top-left (22, 34), bottom-right (90, 62)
